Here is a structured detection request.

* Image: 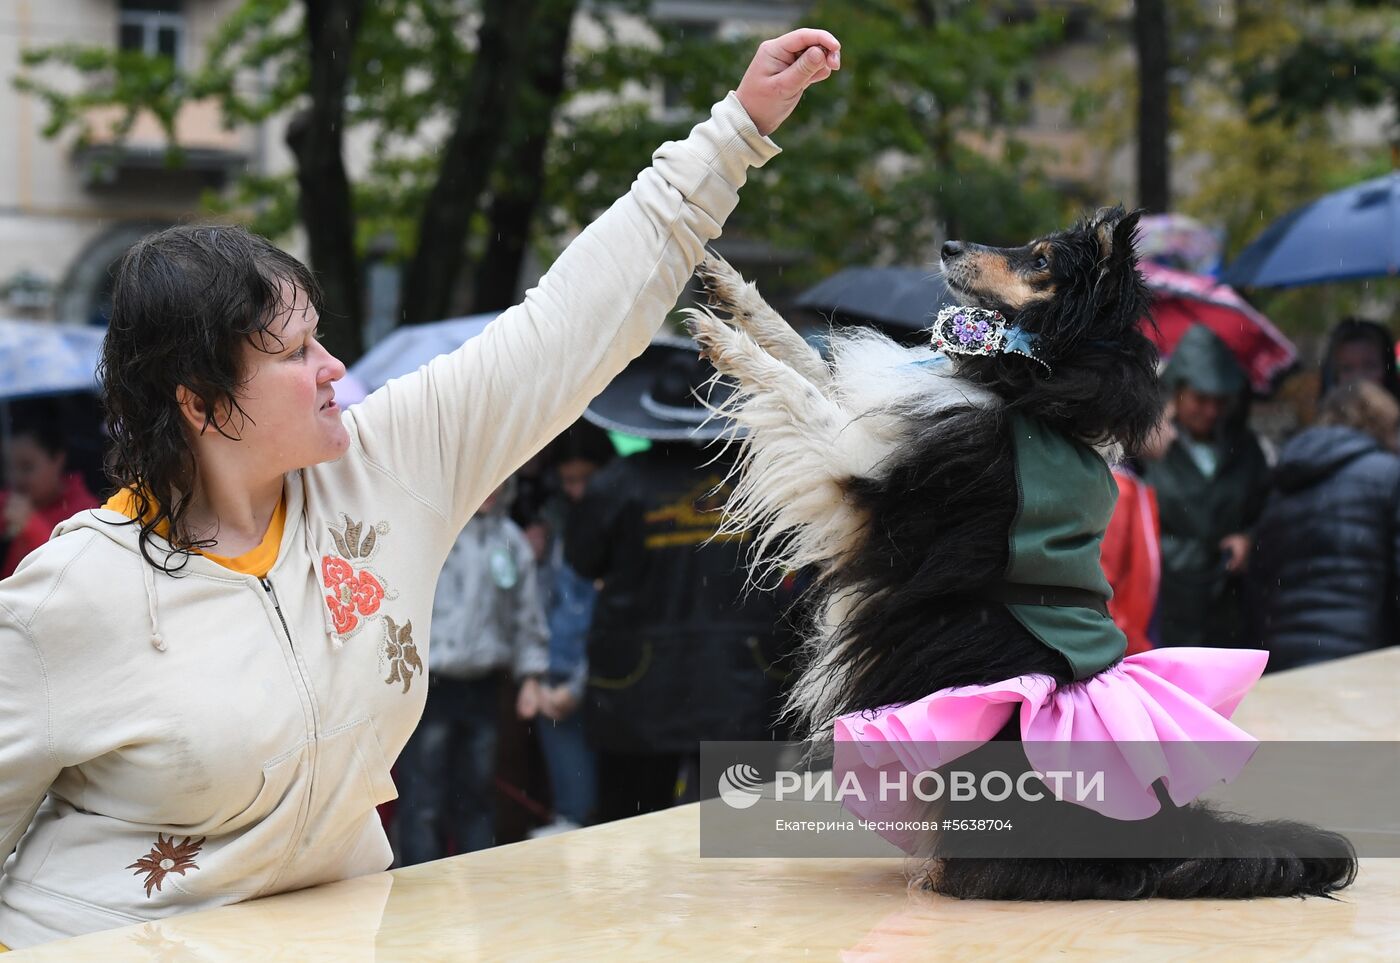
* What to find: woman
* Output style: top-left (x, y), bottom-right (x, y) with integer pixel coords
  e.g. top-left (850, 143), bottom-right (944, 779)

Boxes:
top-left (1, 414), bottom-right (100, 579)
top-left (0, 30), bottom-right (840, 948)
top-left (1248, 380), bottom-right (1400, 671)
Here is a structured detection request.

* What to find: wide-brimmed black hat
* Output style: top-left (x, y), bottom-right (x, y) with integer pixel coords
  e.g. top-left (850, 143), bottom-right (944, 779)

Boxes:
top-left (583, 335), bottom-right (736, 442)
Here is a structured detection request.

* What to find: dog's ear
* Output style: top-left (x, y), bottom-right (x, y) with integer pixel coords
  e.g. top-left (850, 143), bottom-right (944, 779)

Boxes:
top-left (1110, 208), bottom-right (1144, 264)
top-left (1092, 205), bottom-right (1127, 262)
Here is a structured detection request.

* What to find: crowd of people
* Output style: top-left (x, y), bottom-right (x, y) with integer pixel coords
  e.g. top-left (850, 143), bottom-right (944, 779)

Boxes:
top-left (1108, 317), bottom-right (1400, 675)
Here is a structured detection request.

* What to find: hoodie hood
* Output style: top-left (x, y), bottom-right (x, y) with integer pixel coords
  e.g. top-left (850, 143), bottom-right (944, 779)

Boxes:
top-left (1273, 425), bottom-right (1382, 493)
top-left (49, 473), bottom-right (333, 652)
top-left (1161, 324), bottom-right (1247, 397)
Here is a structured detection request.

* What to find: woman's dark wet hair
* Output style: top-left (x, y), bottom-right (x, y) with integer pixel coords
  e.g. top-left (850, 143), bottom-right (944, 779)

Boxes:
top-left (98, 224), bottom-right (323, 572)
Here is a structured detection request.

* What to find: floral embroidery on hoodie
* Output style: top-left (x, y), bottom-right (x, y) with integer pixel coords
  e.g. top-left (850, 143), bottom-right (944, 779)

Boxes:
top-left (322, 514), bottom-right (396, 638)
top-left (127, 834), bottom-right (205, 897)
top-left (382, 616), bottom-right (424, 693)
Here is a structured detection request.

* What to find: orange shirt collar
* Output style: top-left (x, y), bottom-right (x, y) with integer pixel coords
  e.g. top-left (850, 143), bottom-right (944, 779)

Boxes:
top-left (102, 488), bottom-right (286, 578)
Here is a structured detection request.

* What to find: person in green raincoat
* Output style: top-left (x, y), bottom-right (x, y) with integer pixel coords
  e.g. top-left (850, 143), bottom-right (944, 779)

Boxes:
top-left (1142, 324), bottom-right (1270, 647)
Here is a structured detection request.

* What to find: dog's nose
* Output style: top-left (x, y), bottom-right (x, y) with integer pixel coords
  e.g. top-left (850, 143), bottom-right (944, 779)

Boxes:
top-left (941, 240), bottom-right (964, 259)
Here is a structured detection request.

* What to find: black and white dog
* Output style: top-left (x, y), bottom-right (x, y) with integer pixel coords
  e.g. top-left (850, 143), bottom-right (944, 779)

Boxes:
top-left (688, 207), bottom-right (1356, 900)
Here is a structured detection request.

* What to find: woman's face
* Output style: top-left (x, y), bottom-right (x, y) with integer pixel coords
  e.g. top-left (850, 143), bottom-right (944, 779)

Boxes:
top-left (1332, 340), bottom-right (1386, 388)
top-left (5, 435), bottom-right (66, 505)
top-left (227, 285), bottom-right (349, 473)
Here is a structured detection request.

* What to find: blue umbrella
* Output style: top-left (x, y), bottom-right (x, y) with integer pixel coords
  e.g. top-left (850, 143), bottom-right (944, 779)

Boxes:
top-left (0, 319), bottom-right (106, 401)
top-left (348, 313), bottom-right (498, 394)
top-left (1222, 172), bottom-right (1400, 288)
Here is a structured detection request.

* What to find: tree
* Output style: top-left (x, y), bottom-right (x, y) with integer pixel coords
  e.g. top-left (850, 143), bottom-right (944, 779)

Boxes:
top-left (548, 0), bottom-right (1069, 287)
top-left (285, 0), bottom-right (366, 356)
top-left (16, 0), bottom-right (573, 359)
top-left (472, 0), bottom-right (580, 313)
top-left (16, 0), bottom-right (1074, 356)
top-left (397, 0), bottom-right (536, 325)
top-left (1238, 0), bottom-right (1400, 151)
top-left (1133, 0), bottom-right (1170, 211)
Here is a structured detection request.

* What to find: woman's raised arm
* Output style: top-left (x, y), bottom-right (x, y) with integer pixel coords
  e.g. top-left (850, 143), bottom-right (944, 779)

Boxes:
top-left (341, 30), bottom-right (840, 533)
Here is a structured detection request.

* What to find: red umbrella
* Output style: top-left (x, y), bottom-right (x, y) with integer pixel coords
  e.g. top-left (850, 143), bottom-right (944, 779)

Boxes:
top-left (1139, 262), bottom-right (1297, 394)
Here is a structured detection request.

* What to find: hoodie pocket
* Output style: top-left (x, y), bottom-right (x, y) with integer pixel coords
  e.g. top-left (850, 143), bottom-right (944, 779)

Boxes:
top-left (345, 717), bottom-right (398, 808)
top-left (256, 718), bottom-right (397, 895)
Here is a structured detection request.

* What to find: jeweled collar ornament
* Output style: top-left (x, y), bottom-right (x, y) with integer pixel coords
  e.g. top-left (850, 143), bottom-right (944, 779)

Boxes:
top-left (931, 305), bottom-right (1051, 373)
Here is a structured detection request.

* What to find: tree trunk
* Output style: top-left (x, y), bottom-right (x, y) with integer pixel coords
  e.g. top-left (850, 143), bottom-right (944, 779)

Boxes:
top-left (399, 0), bottom-right (536, 325)
top-left (285, 0), bottom-right (365, 363)
top-left (471, 0), bottom-right (579, 314)
top-left (1133, 0), bottom-right (1171, 212)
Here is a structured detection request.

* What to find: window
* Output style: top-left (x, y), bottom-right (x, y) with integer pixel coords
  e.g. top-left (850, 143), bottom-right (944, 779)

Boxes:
top-left (118, 0), bottom-right (185, 63)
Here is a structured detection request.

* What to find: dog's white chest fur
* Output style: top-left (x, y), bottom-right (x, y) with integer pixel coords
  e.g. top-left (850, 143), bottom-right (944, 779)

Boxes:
top-left (687, 254), bottom-right (1000, 737)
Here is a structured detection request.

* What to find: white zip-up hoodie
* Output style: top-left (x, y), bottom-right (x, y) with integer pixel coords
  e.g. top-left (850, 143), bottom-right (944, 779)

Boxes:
top-left (0, 93), bottom-right (778, 948)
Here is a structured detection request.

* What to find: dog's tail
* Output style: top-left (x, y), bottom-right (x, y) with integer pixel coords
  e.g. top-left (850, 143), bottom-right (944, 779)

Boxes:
top-left (930, 803), bottom-right (1357, 900)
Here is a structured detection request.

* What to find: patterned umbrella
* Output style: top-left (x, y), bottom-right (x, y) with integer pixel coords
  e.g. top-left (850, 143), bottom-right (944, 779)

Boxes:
top-left (1136, 213), bottom-right (1223, 276)
top-left (1140, 262), bottom-right (1297, 394)
top-left (0, 319), bottom-right (105, 401)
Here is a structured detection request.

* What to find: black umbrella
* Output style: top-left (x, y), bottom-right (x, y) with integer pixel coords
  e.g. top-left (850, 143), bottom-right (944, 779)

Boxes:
top-left (794, 266), bottom-right (957, 334)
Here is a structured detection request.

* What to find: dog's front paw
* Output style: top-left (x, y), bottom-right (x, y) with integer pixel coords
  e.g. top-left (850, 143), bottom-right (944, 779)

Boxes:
top-left (686, 309), bottom-right (738, 372)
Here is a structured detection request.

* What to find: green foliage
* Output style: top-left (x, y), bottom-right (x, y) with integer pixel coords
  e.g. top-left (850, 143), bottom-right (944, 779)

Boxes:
top-left (17, 0), bottom-right (1084, 295)
top-left (1238, 0), bottom-right (1400, 145)
top-left (14, 0), bottom-right (481, 245)
top-left (549, 0), bottom-right (1069, 287)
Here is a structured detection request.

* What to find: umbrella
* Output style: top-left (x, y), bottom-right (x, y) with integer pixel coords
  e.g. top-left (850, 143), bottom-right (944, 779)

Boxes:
top-left (1222, 172), bottom-right (1400, 288)
top-left (794, 267), bottom-right (956, 334)
top-left (0, 319), bottom-right (106, 401)
top-left (348, 313), bottom-right (498, 394)
top-left (1140, 262), bottom-right (1297, 394)
top-left (1136, 213), bottom-right (1223, 276)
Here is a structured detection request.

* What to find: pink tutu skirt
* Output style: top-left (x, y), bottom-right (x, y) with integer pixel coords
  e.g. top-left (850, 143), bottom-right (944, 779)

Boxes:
top-left (833, 648), bottom-right (1268, 822)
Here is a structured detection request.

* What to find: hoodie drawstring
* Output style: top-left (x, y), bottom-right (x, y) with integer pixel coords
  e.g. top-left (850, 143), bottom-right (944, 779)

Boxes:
top-left (303, 504), bottom-right (342, 650)
top-left (142, 560), bottom-right (166, 652)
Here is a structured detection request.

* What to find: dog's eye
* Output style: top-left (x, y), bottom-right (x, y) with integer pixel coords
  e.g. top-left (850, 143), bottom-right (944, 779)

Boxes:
top-left (1032, 255), bottom-right (1049, 271)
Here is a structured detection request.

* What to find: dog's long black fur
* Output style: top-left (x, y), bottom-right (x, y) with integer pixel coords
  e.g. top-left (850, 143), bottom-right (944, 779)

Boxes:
top-left (707, 207), bottom-right (1357, 900)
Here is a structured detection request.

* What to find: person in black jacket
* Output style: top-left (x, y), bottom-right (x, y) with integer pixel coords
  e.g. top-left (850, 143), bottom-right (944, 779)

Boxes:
top-left (567, 339), bottom-right (789, 822)
top-left (1142, 324), bottom-right (1270, 646)
top-left (1248, 380), bottom-right (1400, 671)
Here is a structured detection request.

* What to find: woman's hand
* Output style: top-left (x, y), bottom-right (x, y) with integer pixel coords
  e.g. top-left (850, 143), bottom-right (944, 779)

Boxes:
top-left (736, 28), bottom-right (841, 137)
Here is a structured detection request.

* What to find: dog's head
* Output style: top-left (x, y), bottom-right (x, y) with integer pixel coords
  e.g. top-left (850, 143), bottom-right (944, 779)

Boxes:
top-left (939, 206), bottom-right (1161, 451)
top-left (939, 206), bottom-right (1151, 355)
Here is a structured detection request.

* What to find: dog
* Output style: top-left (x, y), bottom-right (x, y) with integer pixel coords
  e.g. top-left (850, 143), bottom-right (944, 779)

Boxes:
top-left (686, 207), bottom-right (1357, 900)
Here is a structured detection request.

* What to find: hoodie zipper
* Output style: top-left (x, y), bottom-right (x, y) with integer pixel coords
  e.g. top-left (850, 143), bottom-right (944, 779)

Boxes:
top-left (260, 575), bottom-right (320, 884)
